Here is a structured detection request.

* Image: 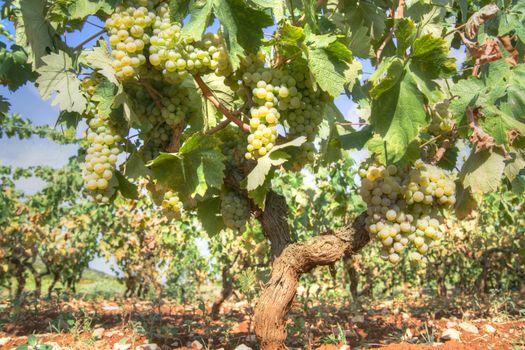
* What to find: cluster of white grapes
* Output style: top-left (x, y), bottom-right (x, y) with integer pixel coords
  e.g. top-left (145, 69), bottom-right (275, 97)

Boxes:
top-left (106, 1), bottom-right (159, 80)
top-left (161, 190), bottom-right (183, 216)
top-left (82, 113), bottom-right (122, 198)
top-left (284, 65), bottom-right (329, 167)
top-left (106, 1), bottom-right (231, 81)
top-left (148, 4), bottom-right (230, 79)
top-left (359, 161), bottom-right (456, 264)
top-left (239, 62), bottom-right (328, 163)
top-left (221, 191), bottom-right (250, 232)
top-left (242, 68), bottom-right (300, 159)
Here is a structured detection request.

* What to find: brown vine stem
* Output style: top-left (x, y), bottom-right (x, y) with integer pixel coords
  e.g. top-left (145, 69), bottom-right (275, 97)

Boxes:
top-left (376, 0), bottom-right (405, 66)
top-left (140, 79), bottom-right (164, 111)
top-left (205, 119), bottom-right (232, 135)
top-left (193, 74), bottom-right (250, 133)
top-left (430, 138), bottom-right (451, 165)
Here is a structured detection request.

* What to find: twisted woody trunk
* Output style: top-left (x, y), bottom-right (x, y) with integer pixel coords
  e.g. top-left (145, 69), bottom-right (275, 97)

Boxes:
top-left (253, 192), bottom-right (370, 350)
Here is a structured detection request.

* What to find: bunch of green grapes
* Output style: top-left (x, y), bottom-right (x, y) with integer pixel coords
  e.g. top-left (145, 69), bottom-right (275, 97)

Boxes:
top-left (106, 1), bottom-right (158, 80)
top-left (147, 3), bottom-right (230, 80)
top-left (283, 64), bottom-right (330, 166)
top-left (404, 160), bottom-right (456, 207)
top-left (221, 191), bottom-right (250, 232)
top-left (158, 85), bottom-right (198, 126)
top-left (124, 86), bottom-right (171, 160)
top-left (82, 113), bottom-right (122, 198)
top-left (161, 190), bottom-right (183, 217)
top-left (241, 68), bottom-right (299, 159)
top-left (219, 126), bottom-right (247, 166)
top-left (359, 161), bottom-right (456, 264)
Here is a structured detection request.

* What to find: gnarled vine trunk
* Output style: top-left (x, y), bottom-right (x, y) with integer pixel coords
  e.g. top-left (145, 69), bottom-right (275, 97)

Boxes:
top-left (211, 265), bottom-right (234, 320)
top-left (254, 190), bottom-right (370, 350)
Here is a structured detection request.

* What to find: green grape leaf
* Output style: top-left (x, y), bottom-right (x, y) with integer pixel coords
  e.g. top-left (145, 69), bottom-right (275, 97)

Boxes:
top-left (369, 69), bottom-right (428, 163)
top-left (36, 51), bottom-right (87, 114)
top-left (249, 0), bottom-right (284, 22)
top-left (449, 78), bottom-right (484, 123)
top-left (196, 195), bottom-right (225, 236)
top-left (410, 34), bottom-right (456, 79)
top-left (460, 149), bottom-right (506, 193)
top-left (341, 0), bottom-right (386, 40)
top-left (504, 150), bottom-right (525, 182)
top-left (302, 0), bottom-right (319, 33)
top-left (511, 175), bottom-right (525, 195)
top-left (124, 152), bottom-right (152, 180)
top-left (169, 0), bottom-right (191, 22)
top-left (339, 126), bottom-right (373, 150)
top-left (91, 80), bottom-right (116, 118)
top-left (306, 41), bottom-right (352, 98)
top-left (114, 89), bottom-right (138, 124)
top-left (370, 57), bottom-right (404, 99)
top-left (247, 175), bottom-right (271, 210)
top-left (114, 171), bottom-right (138, 200)
top-left (348, 26), bottom-right (372, 58)
top-left (66, 0), bottom-right (115, 19)
top-left (19, 0), bottom-right (55, 68)
top-left (278, 23), bottom-right (305, 46)
top-left (246, 136), bottom-right (306, 191)
top-left (82, 40), bottom-right (119, 85)
top-left (213, 0), bottom-right (273, 70)
top-left (325, 40), bottom-right (353, 63)
top-left (318, 102), bottom-right (347, 165)
top-left (0, 44), bottom-right (34, 91)
top-left (181, 0), bottom-right (214, 40)
top-left (305, 33), bottom-right (337, 48)
top-left (148, 133), bottom-right (225, 198)
top-left (480, 106), bottom-right (525, 150)
top-left (507, 64), bottom-right (525, 116)
top-left (395, 18), bottom-right (416, 55)
top-left (455, 183), bottom-right (478, 219)
top-left (199, 75), bottom-right (236, 129)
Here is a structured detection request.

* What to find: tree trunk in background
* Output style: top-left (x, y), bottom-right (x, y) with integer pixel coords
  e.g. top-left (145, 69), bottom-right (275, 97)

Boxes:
top-left (14, 272), bottom-right (25, 301)
top-left (48, 273), bottom-right (60, 297)
top-left (211, 265), bottom-right (234, 320)
top-left (344, 256), bottom-right (359, 301)
top-left (254, 201), bottom-right (370, 350)
top-left (26, 264), bottom-right (43, 299)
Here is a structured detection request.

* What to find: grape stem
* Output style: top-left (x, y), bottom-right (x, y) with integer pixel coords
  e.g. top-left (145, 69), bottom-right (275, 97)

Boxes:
top-left (140, 79), bottom-right (164, 111)
top-left (336, 122), bottom-right (369, 126)
top-left (73, 29), bottom-right (106, 50)
top-left (193, 74), bottom-right (250, 133)
top-left (376, 0), bottom-right (405, 66)
top-left (205, 119), bottom-right (232, 135)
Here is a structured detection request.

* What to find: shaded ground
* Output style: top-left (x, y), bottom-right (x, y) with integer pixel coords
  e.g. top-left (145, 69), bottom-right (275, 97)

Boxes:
top-left (0, 293), bottom-right (523, 349)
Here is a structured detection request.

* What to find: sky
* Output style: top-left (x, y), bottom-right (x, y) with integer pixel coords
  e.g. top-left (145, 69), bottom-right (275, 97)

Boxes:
top-left (0, 13), bottom-right (466, 276)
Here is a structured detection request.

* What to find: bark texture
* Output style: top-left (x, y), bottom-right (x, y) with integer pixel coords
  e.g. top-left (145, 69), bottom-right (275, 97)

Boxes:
top-left (260, 192), bottom-right (293, 259)
top-left (254, 213), bottom-right (369, 349)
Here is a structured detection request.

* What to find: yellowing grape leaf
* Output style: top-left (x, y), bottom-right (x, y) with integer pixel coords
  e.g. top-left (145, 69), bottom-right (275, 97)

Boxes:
top-left (460, 149), bottom-right (506, 193)
top-left (36, 51), bottom-right (87, 114)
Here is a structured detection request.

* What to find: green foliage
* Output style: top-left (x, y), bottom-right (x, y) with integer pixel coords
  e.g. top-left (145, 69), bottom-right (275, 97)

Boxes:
top-left (1, 0), bottom-right (525, 335)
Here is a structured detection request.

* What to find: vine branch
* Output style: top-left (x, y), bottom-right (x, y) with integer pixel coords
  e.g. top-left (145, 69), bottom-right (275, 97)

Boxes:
top-left (193, 74), bottom-right (250, 133)
top-left (73, 29), bottom-right (106, 50)
top-left (376, 0), bottom-right (405, 66)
